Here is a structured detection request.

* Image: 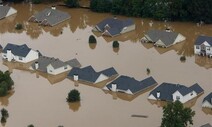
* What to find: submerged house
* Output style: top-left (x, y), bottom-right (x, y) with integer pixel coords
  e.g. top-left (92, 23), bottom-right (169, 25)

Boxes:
top-left (148, 83), bottom-right (204, 103)
top-left (31, 56), bottom-right (81, 75)
top-left (67, 65), bottom-right (118, 84)
top-left (103, 76), bottom-right (157, 95)
top-left (0, 5), bottom-right (17, 20)
top-left (194, 35), bottom-right (212, 57)
top-left (93, 17), bottom-right (135, 37)
top-left (2, 43), bottom-right (40, 63)
top-left (202, 92), bottom-right (212, 108)
top-left (141, 29), bottom-right (186, 48)
top-left (28, 6), bottom-right (70, 26)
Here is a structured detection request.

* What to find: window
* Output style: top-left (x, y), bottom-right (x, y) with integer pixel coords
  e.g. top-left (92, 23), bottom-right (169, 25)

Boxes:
top-left (176, 96), bottom-right (180, 100)
top-left (190, 92), bottom-right (193, 96)
top-left (64, 66), bottom-right (67, 69)
top-left (196, 45), bottom-right (199, 49)
top-left (19, 57), bottom-right (23, 60)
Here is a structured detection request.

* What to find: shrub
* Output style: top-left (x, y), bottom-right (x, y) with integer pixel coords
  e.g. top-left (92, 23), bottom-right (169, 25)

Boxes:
top-left (88, 35), bottom-right (97, 44)
top-left (67, 89), bottom-right (80, 102)
top-left (28, 124), bottom-right (34, 127)
top-left (112, 41), bottom-right (119, 48)
top-left (146, 68), bottom-right (150, 74)
top-left (180, 56), bottom-right (186, 62)
top-left (15, 23), bottom-right (23, 30)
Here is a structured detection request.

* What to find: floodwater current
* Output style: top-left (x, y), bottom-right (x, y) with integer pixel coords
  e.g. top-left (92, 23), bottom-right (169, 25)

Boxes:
top-left (0, 3), bottom-right (211, 127)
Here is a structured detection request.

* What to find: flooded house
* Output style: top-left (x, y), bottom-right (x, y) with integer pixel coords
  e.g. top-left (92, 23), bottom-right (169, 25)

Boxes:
top-left (148, 83), bottom-right (204, 103)
top-left (28, 6), bottom-right (70, 26)
top-left (2, 43), bottom-right (40, 63)
top-left (202, 92), bottom-right (212, 108)
top-left (200, 123), bottom-right (212, 127)
top-left (103, 76), bottom-right (157, 95)
top-left (67, 65), bottom-right (118, 84)
top-left (194, 35), bottom-right (212, 57)
top-left (30, 56), bottom-right (81, 75)
top-left (93, 17), bottom-right (135, 37)
top-left (0, 5), bottom-right (17, 20)
top-left (141, 29), bottom-right (186, 48)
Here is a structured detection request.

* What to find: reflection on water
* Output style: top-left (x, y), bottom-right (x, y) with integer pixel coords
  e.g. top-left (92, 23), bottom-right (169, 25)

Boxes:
top-left (202, 108), bottom-right (212, 115)
top-left (68, 102), bottom-right (81, 112)
top-left (0, 3), bottom-right (211, 127)
top-left (148, 96), bottom-right (199, 108)
top-left (89, 43), bottom-right (96, 50)
top-left (0, 91), bottom-right (14, 106)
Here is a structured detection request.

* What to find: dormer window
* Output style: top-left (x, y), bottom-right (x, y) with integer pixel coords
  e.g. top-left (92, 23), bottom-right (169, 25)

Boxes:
top-left (196, 45), bottom-right (199, 49)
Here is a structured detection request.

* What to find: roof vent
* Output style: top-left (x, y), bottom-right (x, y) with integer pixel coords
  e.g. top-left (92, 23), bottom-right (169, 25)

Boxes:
top-left (51, 6), bottom-right (56, 10)
top-left (47, 11), bottom-right (51, 16)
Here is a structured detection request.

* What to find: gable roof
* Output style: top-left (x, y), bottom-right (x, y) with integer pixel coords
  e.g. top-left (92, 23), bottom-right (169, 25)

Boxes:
top-left (67, 65), bottom-right (99, 83)
top-left (203, 92), bottom-right (212, 104)
top-left (106, 76), bottom-right (157, 94)
top-left (30, 8), bottom-right (70, 26)
top-left (96, 18), bottom-right (134, 36)
top-left (0, 6), bottom-right (10, 19)
top-left (3, 43), bottom-right (31, 57)
top-left (67, 66), bottom-right (118, 83)
top-left (99, 67), bottom-right (118, 77)
top-left (195, 35), bottom-right (212, 46)
top-left (145, 29), bottom-right (180, 47)
top-left (149, 83), bottom-right (185, 101)
top-left (200, 123), bottom-right (212, 127)
top-left (65, 58), bottom-right (81, 68)
top-left (31, 56), bottom-right (67, 72)
top-left (177, 83), bottom-right (204, 96)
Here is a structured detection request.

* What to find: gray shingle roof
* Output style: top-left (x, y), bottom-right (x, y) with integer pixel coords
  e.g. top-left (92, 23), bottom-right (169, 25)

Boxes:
top-left (99, 67), bottom-right (118, 77)
top-left (200, 123), bottom-right (212, 127)
top-left (145, 29), bottom-right (179, 47)
top-left (149, 83), bottom-right (204, 101)
top-left (96, 18), bottom-right (134, 36)
top-left (0, 6), bottom-right (10, 19)
top-left (3, 43), bottom-right (31, 57)
top-left (195, 35), bottom-right (212, 46)
top-left (149, 83), bottom-right (185, 101)
top-left (0, 0), bottom-right (2, 3)
top-left (67, 65), bottom-right (99, 83)
top-left (178, 83), bottom-right (204, 96)
top-left (31, 56), bottom-right (66, 72)
top-left (29, 8), bottom-right (70, 26)
top-left (65, 58), bottom-right (81, 68)
top-left (203, 92), bottom-right (212, 105)
top-left (67, 66), bottom-right (118, 83)
top-left (106, 76), bottom-right (157, 94)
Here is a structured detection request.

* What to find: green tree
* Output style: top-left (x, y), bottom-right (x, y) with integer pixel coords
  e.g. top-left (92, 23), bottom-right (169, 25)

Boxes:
top-left (161, 101), bottom-right (195, 127)
top-left (0, 70), bottom-right (14, 97)
top-left (27, 124), bottom-right (34, 127)
top-left (88, 35), bottom-right (97, 44)
top-left (67, 89), bottom-right (80, 102)
top-left (90, 0), bottom-right (112, 12)
top-left (64, 0), bottom-right (79, 7)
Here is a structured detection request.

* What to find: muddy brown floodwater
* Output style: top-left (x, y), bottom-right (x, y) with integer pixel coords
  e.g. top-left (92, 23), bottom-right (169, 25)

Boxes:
top-left (0, 3), bottom-right (211, 127)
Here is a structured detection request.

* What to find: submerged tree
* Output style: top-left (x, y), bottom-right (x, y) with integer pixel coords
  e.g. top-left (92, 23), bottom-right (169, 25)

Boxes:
top-left (161, 100), bottom-right (195, 127)
top-left (27, 124), bottom-right (35, 127)
top-left (88, 35), bottom-right (97, 44)
top-left (67, 89), bottom-right (81, 102)
top-left (0, 71), bottom-right (14, 97)
top-left (1, 108), bottom-right (9, 124)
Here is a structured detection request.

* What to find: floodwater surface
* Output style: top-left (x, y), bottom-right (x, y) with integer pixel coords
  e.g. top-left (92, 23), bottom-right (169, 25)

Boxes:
top-left (0, 3), bottom-right (211, 127)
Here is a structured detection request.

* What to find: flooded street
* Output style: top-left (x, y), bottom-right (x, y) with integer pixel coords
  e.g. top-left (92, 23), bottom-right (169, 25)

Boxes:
top-left (0, 3), bottom-right (211, 127)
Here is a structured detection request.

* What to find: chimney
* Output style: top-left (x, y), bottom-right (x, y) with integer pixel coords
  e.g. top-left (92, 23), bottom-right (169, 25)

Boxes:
top-left (35, 61), bottom-right (39, 70)
top-left (156, 91), bottom-right (160, 98)
top-left (73, 74), bottom-right (79, 81)
top-left (51, 6), bottom-right (56, 10)
top-left (111, 83), bottom-right (117, 92)
top-left (7, 49), bottom-right (12, 62)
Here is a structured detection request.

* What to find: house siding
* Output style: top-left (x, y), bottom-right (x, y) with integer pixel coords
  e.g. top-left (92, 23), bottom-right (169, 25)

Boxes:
top-left (120, 24), bottom-right (135, 34)
top-left (94, 74), bottom-right (108, 84)
top-left (172, 91), bottom-right (197, 103)
top-left (173, 34), bottom-right (186, 44)
top-left (5, 7), bottom-right (17, 17)
top-left (148, 94), bottom-right (156, 100)
top-left (202, 101), bottom-right (212, 108)
top-left (47, 64), bottom-right (71, 75)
